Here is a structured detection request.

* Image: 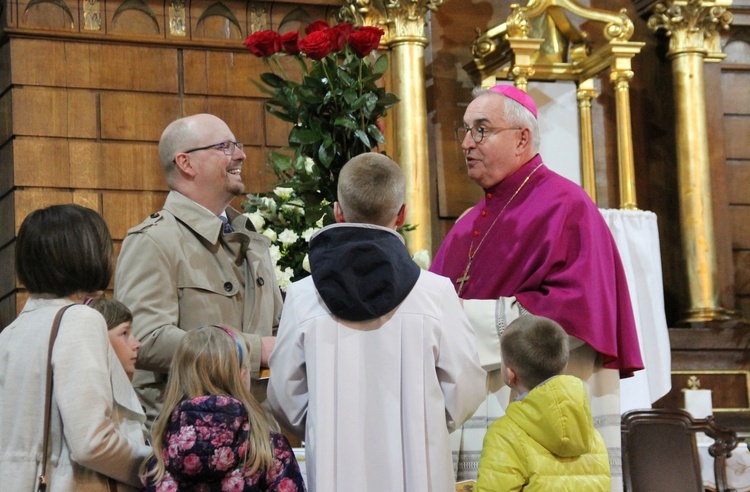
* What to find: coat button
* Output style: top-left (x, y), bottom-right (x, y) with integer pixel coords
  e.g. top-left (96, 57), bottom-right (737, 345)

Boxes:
top-left (257, 277), bottom-right (265, 287)
top-left (224, 282), bottom-right (233, 292)
top-left (150, 212), bottom-right (160, 218)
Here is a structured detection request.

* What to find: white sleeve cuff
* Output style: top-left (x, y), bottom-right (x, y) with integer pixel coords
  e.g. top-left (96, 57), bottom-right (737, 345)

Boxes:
top-left (463, 297), bottom-right (525, 371)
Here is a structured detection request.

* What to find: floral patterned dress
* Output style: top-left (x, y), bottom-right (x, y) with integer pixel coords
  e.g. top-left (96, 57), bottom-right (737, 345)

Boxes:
top-left (143, 395), bottom-right (305, 492)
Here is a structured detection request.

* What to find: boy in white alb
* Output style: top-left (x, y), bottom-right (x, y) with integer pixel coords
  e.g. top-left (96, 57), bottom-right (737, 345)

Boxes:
top-left (268, 152), bottom-right (486, 492)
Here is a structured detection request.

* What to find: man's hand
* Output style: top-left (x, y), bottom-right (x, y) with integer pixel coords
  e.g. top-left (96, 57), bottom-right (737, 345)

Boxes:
top-left (260, 336), bottom-right (276, 367)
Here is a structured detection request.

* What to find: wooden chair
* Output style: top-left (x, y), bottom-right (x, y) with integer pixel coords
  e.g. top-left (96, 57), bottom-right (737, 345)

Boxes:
top-left (621, 408), bottom-right (739, 492)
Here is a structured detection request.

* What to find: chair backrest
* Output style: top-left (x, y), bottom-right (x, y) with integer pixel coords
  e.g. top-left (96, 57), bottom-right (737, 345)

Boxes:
top-left (621, 408), bottom-right (739, 492)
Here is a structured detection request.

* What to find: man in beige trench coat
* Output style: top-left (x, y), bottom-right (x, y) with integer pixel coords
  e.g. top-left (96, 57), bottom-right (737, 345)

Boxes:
top-left (115, 113), bottom-right (283, 427)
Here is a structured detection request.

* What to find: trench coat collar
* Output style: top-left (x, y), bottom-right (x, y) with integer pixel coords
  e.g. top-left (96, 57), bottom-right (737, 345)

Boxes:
top-left (163, 191), bottom-right (231, 244)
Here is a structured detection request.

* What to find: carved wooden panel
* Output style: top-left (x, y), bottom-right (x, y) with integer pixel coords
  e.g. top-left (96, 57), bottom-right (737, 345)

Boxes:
top-left (0, 143), bottom-right (12, 197)
top-left (653, 371), bottom-right (750, 411)
top-left (725, 117), bottom-right (750, 160)
top-left (12, 87), bottom-right (98, 138)
top-left (103, 191), bottom-right (167, 239)
top-left (731, 207), bottom-right (750, 249)
top-left (100, 92), bottom-right (181, 141)
top-left (0, 191), bottom-right (13, 248)
top-left (735, 251), bottom-right (750, 295)
top-left (13, 137), bottom-right (71, 188)
top-left (69, 141), bottom-right (166, 191)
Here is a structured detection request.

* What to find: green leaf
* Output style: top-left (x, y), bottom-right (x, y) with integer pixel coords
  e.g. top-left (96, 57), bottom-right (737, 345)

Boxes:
top-left (260, 73), bottom-right (286, 89)
top-left (289, 128), bottom-right (321, 145)
top-left (334, 116), bottom-right (357, 130)
top-left (318, 143), bottom-right (333, 167)
top-left (354, 129), bottom-right (370, 147)
top-left (379, 93), bottom-right (400, 108)
top-left (267, 107), bottom-right (296, 123)
top-left (367, 124), bottom-right (385, 143)
top-left (373, 55), bottom-right (389, 76)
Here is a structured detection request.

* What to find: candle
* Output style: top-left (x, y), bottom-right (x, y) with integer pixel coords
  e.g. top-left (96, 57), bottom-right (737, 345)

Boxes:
top-left (684, 389), bottom-right (713, 419)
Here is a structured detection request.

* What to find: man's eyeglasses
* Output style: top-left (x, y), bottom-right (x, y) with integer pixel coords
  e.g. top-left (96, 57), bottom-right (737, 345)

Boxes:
top-left (455, 125), bottom-right (521, 144)
top-left (183, 140), bottom-right (244, 156)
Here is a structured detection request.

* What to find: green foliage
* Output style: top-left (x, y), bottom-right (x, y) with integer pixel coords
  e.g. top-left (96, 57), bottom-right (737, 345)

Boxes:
top-left (242, 46), bottom-right (399, 289)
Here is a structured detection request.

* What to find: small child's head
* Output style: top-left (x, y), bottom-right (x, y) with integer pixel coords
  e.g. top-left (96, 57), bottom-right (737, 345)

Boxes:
top-left (334, 152), bottom-right (406, 228)
top-left (148, 326), bottom-right (273, 481)
top-left (501, 315), bottom-right (569, 392)
top-left (87, 297), bottom-right (140, 380)
top-left (167, 325), bottom-right (252, 398)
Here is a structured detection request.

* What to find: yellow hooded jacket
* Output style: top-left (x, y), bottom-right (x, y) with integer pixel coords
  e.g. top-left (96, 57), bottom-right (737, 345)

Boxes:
top-left (475, 375), bottom-right (611, 492)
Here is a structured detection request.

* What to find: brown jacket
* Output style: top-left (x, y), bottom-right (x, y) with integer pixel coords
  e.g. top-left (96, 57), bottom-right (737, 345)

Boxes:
top-left (115, 191), bottom-right (283, 425)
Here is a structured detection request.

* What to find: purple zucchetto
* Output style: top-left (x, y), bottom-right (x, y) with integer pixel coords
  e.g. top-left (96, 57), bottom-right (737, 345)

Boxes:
top-left (489, 84), bottom-right (538, 119)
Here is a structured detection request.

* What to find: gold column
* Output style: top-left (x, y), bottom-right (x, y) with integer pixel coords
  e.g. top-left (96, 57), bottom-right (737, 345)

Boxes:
top-left (577, 79), bottom-right (599, 203)
top-left (611, 62), bottom-right (638, 210)
top-left (648, 0), bottom-right (733, 322)
top-left (392, 40), bottom-right (431, 254)
top-left (340, 0), bottom-right (441, 255)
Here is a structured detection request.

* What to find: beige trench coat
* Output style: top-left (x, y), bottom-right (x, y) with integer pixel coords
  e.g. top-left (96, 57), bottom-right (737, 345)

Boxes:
top-left (115, 191), bottom-right (283, 425)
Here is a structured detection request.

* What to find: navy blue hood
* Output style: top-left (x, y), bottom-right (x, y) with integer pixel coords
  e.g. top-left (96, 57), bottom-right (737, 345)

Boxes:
top-left (309, 224), bottom-right (420, 321)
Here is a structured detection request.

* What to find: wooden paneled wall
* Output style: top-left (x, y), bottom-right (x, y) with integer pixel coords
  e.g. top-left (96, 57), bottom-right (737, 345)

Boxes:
top-left (723, 34), bottom-right (750, 319)
top-left (0, 0), bottom-right (340, 329)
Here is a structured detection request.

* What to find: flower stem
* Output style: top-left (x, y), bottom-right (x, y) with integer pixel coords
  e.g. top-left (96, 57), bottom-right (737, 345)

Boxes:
top-left (358, 56), bottom-right (365, 137)
top-left (271, 55), bottom-right (290, 81)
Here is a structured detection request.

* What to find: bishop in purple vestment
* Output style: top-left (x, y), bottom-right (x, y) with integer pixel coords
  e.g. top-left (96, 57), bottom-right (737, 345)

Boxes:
top-left (431, 85), bottom-right (643, 489)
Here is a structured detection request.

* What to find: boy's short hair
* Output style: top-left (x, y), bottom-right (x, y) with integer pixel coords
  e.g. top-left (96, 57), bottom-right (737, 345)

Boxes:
top-left (87, 297), bottom-right (133, 330)
top-left (501, 315), bottom-right (569, 389)
top-left (336, 152), bottom-right (405, 226)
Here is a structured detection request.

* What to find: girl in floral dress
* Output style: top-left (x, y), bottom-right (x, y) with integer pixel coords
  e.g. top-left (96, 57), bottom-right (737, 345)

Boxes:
top-left (141, 326), bottom-right (305, 492)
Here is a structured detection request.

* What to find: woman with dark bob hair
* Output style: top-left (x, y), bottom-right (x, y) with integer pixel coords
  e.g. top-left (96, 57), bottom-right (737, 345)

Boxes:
top-left (0, 204), bottom-right (150, 490)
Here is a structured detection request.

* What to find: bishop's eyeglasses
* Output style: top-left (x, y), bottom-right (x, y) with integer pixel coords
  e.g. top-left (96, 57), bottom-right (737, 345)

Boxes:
top-left (455, 125), bottom-right (521, 144)
top-left (183, 140), bottom-right (244, 156)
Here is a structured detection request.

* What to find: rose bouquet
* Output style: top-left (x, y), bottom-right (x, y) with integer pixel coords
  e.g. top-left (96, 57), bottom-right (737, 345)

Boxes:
top-left (242, 21), bottom-right (399, 290)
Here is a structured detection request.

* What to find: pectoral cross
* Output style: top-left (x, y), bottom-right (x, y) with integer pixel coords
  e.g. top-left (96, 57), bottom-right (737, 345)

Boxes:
top-left (456, 260), bottom-right (472, 296)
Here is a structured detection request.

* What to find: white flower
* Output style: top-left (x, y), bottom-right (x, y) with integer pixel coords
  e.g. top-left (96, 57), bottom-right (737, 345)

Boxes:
top-left (289, 200), bottom-right (305, 215)
top-left (315, 214), bottom-right (326, 228)
top-left (320, 198), bottom-right (330, 207)
top-left (278, 229), bottom-right (299, 245)
top-left (304, 157), bottom-right (315, 174)
top-left (281, 201), bottom-right (304, 216)
top-left (302, 227), bottom-right (318, 243)
top-left (273, 187), bottom-right (294, 200)
top-left (263, 229), bottom-right (277, 242)
top-left (243, 212), bottom-right (265, 231)
top-left (412, 249), bottom-right (431, 270)
top-left (260, 197), bottom-right (277, 213)
top-left (302, 254), bottom-right (311, 273)
top-left (268, 244), bottom-right (281, 264)
top-left (275, 266), bottom-right (295, 292)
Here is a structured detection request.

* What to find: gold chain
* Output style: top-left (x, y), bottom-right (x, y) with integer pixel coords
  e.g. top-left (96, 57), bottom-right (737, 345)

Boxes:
top-left (457, 162), bottom-right (543, 296)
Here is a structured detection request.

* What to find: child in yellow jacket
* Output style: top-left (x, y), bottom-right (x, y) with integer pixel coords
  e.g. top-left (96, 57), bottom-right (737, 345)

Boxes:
top-left (475, 315), bottom-right (611, 492)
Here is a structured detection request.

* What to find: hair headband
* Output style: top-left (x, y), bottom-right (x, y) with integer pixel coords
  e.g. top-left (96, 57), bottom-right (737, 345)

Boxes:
top-left (197, 324), bottom-right (244, 366)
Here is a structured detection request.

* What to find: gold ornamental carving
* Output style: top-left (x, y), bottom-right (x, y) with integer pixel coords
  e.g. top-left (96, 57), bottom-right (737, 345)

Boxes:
top-left (249, 4), bottom-right (268, 34)
top-left (340, 0), bottom-right (444, 45)
top-left (169, 0), bottom-right (187, 37)
top-left (648, 0), bottom-right (733, 61)
top-left (83, 0), bottom-right (102, 30)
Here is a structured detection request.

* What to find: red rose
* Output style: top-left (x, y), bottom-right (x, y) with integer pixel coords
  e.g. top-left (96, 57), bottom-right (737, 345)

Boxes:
top-left (298, 30), bottom-right (332, 61)
top-left (348, 26), bottom-right (384, 57)
top-left (280, 31), bottom-right (300, 55)
top-left (305, 20), bottom-right (329, 35)
top-left (328, 22), bottom-right (353, 52)
top-left (243, 30), bottom-right (282, 57)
